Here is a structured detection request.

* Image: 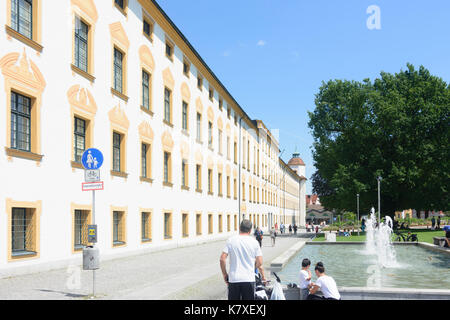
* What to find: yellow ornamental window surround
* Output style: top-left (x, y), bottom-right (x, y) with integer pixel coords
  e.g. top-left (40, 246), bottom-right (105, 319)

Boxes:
top-left (139, 121), bottom-right (154, 183)
top-left (71, 0), bottom-right (98, 81)
top-left (1, 50), bottom-right (46, 164)
top-left (109, 105), bottom-right (129, 178)
top-left (110, 22), bottom-right (130, 101)
top-left (67, 85), bottom-right (97, 169)
top-left (6, 0), bottom-right (43, 52)
top-left (139, 44), bottom-right (155, 115)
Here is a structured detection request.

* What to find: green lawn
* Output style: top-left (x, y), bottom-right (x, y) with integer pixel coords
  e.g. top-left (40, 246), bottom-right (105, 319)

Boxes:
top-left (313, 229), bottom-right (446, 244)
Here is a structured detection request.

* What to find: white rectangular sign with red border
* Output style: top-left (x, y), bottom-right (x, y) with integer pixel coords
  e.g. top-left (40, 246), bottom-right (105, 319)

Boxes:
top-left (82, 182), bottom-right (104, 191)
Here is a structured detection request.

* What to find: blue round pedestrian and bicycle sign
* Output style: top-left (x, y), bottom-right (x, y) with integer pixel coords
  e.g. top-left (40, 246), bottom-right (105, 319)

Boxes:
top-left (82, 148), bottom-right (104, 170)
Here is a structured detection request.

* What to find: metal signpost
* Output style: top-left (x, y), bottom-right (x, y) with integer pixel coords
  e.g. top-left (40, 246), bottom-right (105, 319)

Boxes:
top-left (81, 148), bottom-right (104, 298)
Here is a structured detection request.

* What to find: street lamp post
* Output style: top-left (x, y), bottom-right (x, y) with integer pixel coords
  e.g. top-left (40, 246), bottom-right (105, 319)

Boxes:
top-left (357, 193), bottom-right (360, 236)
top-left (377, 176), bottom-right (382, 226)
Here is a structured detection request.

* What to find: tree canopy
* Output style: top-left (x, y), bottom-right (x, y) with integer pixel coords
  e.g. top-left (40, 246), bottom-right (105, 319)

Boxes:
top-left (308, 64), bottom-right (449, 217)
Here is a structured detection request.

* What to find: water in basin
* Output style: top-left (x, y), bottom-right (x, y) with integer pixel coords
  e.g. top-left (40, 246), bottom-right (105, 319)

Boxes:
top-left (277, 244), bottom-right (450, 289)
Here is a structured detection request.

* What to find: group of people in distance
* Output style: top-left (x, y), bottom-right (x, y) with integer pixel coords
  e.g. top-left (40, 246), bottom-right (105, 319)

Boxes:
top-left (299, 258), bottom-right (340, 300)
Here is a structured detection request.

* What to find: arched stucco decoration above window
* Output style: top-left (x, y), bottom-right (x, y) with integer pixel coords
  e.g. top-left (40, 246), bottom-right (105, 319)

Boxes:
top-left (180, 141), bottom-right (190, 159)
top-left (139, 45), bottom-right (155, 73)
top-left (207, 156), bottom-right (214, 169)
top-left (195, 149), bottom-right (203, 164)
top-left (217, 117), bottom-right (223, 130)
top-left (226, 164), bottom-right (231, 176)
top-left (109, 22), bottom-right (129, 51)
top-left (180, 82), bottom-right (190, 102)
top-left (207, 106), bottom-right (214, 122)
top-left (217, 163), bottom-right (223, 173)
top-left (139, 121), bottom-right (154, 143)
top-left (162, 67), bottom-right (175, 90)
top-left (226, 123), bottom-right (231, 136)
top-left (71, 0), bottom-right (98, 22)
top-left (161, 130), bottom-right (174, 152)
top-left (196, 97), bottom-right (203, 113)
top-left (67, 85), bottom-right (97, 116)
top-left (233, 168), bottom-right (237, 177)
top-left (108, 104), bottom-right (129, 132)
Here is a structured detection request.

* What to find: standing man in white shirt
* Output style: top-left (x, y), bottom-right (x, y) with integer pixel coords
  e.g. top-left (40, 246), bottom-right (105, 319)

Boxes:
top-left (308, 262), bottom-right (341, 300)
top-left (220, 219), bottom-right (266, 300)
top-left (298, 258), bottom-right (312, 300)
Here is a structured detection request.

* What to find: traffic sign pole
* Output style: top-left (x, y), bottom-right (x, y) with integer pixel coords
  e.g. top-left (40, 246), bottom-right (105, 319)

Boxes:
top-left (92, 189), bottom-right (95, 298)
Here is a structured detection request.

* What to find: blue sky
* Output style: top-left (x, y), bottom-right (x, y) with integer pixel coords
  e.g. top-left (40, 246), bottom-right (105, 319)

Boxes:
top-left (157, 0), bottom-right (450, 194)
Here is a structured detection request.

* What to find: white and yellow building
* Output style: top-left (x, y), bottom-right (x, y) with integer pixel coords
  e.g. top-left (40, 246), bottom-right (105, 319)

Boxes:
top-left (0, 0), bottom-right (306, 277)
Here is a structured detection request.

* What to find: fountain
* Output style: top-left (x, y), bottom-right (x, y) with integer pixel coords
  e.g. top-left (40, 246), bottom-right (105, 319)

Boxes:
top-left (364, 207), bottom-right (399, 268)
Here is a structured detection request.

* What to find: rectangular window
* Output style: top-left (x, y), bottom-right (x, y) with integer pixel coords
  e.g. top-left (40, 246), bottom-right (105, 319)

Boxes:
top-left (227, 107), bottom-right (231, 119)
top-left (74, 117), bottom-right (86, 163)
top-left (227, 137), bottom-right (230, 159)
top-left (227, 176), bottom-right (230, 198)
top-left (218, 173), bottom-right (222, 196)
top-left (233, 142), bottom-right (237, 164)
top-left (234, 179), bottom-right (237, 199)
top-left (182, 213), bottom-right (189, 238)
top-left (219, 98), bottom-right (223, 110)
top-left (183, 58), bottom-right (190, 77)
top-left (115, 0), bottom-right (124, 9)
top-left (208, 169), bottom-right (212, 194)
top-left (218, 130), bottom-right (223, 154)
top-left (143, 19), bottom-right (152, 38)
top-left (208, 214), bottom-right (213, 234)
top-left (209, 87), bottom-right (214, 101)
top-left (196, 164), bottom-right (202, 191)
top-left (165, 41), bottom-right (173, 60)
top-left (142, 70), bottom-right (150, 110)
top-left (234, 215), bottom-right (237, 231)
top-left (227, 215), bottom-right (230, 232)
top-left (113, 48), bottom-right (123, 93)
top-left (164, 87), bottom-right (171, 124)
top-left (196, 113), bottom-right (202, 141)
top-left (164, 152), bottom-right (171, 183)
top-left (219, 215), bottom-right (223, 233)
top-left (74, 210), bottom-right (89, 250)
top-left (196, 214), bottom-right (202, 235)
top-left (113, 211), bottom-right (125, 245)
top-left (182, 101), bottom-right (188, 131)
top-left (74, 16), bottom-right (88, 73)
top-left (141, 143), bottom-right (149, 178)
top-left (208, 122), bottom-right (213, 148)
top-left (141, 212), bottom-right (151, 242)
top-left (181, 160), bottom-right (188, 188)
top-left (11, 208), bottom-right (35, 255)
top-left (11, 0), bottom-right (33, 39)
top-left (197, 75), bottom-right (203, 90)
top-left (11, 92), bottom-right (31, 152)
top-left (113, 132), bottom-right (121, 172)
top-left (164, 212), bottom-right (172, 239)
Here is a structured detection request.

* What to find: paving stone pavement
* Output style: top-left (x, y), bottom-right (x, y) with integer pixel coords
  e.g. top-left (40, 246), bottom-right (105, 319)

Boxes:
top-left (0, 236), bottom-right (304, 300)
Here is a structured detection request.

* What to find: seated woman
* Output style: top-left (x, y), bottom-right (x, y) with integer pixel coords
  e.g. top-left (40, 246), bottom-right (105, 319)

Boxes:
top-left (307, 262), bottom-right (341, 300)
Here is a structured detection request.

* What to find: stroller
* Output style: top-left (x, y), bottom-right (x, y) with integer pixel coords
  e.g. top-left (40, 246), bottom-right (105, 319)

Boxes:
top-left (255, 272), bottom-right (285, 300)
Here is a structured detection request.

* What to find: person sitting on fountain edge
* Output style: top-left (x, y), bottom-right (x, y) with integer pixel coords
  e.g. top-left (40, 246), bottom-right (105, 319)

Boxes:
top-left (307, 262), bottom-right (341, 300)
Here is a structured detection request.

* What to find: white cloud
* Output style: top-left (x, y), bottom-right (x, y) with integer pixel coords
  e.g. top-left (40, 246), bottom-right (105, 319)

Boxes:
top-left (257, 40), bottom-right (266, 47)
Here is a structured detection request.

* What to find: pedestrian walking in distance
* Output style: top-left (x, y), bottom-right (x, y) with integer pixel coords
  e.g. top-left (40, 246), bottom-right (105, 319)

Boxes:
top-left (270, 226), bottom-right (277, 247)
top-left (254, 227), bottom-right (263, 248)
top-left (220, 220), bottom-right (266, 300)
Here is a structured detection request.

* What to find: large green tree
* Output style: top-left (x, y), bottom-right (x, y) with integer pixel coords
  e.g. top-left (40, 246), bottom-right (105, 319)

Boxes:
top-left (308, 64), bottom-right (449, 217)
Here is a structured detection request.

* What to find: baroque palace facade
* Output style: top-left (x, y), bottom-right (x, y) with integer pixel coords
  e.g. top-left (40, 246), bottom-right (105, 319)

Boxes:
top-left (0, 0), bottom-right (306, 277)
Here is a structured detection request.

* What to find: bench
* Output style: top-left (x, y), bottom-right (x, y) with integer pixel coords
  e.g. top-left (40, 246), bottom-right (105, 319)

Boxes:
top-left (433, 237), bottom-right (447, 247)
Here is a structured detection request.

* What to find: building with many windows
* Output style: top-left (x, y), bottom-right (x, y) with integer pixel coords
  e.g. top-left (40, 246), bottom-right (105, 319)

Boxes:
top-left (0, 0), bottom-right (306, 277)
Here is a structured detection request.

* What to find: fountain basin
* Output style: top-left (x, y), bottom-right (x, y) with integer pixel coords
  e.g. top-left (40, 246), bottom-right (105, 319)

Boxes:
top-left (276, 243), bottom-right (450, 290)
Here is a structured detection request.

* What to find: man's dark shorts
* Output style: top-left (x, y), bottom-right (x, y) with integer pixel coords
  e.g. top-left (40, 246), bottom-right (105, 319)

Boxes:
top-left (228, 282), bottom-right (255, 300)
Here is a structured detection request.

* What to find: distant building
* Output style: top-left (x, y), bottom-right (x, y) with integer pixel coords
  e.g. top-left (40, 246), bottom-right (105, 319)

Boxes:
top-left (306, 194), bottom-right (333, 224)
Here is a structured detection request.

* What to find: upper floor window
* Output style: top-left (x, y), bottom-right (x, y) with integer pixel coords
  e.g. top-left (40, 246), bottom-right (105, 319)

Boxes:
top-left (196, 113), bottom-right (202, 142)
top-left (197, 75), bottom-right (203, 91)
top-left (11, 0), bottom-right (33, 39)
top-left (143, 18), bottom-right (153, 41)
top-left (142, 70), bottom-right (150, 110)
top-left (11, 92), bottom-right (31, 152)
top-left (74, 17), bottom-right (89, 73)
top-left (112, 132), bottom-right (122, 172)
top-left (164, 88), bottom-right (172, 124)
top-left (74, 117), bottom-right (86, 163)
top-left (183, 58), bottom-right (190, 77)
top-left (165, 40), bottom-right (174, 61)
top-left (182, 101), bottom-right (188, 131)
top-left (113, 48), bottom-right (123, 93)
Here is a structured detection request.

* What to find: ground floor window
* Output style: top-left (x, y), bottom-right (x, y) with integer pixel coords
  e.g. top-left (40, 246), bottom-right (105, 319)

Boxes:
top-left (164, 212), bottom-right (172, 239)
top-left (11, 208), bottom-right (36, 256)
top-left (208, 214), bottom-right (213, 234)
top-left (74, 209), bottom-right (89, 250)
top-left (196, 214), bottom-right (202, 236)
top-left (141, 212), bottom-right (152, 242)
top-left (182, 213), bottom-right (189, 238)
top-left (113, 211), bottom-right (126, 246)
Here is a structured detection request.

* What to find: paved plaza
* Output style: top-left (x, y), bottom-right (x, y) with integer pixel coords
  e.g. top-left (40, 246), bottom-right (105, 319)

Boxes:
top-left (0, 236), bottom-right (303, 300)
